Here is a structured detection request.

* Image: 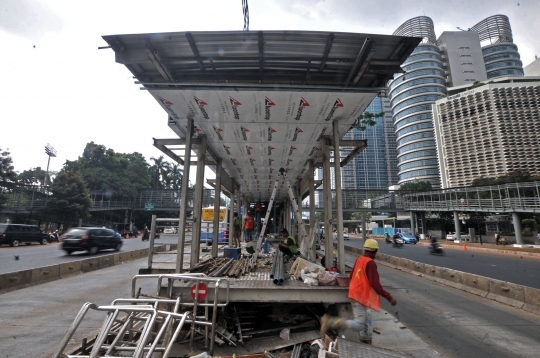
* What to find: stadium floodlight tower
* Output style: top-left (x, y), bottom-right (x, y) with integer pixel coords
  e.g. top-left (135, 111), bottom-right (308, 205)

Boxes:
top-left (44, 143), bottom-right (57, 188)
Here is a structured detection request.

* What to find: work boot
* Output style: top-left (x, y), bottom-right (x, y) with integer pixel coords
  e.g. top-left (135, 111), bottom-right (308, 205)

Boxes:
top-left (359, 331), bottom-right (372, 344)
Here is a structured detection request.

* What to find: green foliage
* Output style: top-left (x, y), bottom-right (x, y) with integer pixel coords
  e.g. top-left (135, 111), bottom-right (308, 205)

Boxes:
top-left (399, 180), bottom-right (433, 192)
top-left (522, 219), bottom-right (536, 227)
top-left (18, 167), bottom-right (56, 187)
top-left (63, 142), bottom-right (153, 197)
top-left (0, 148), bottom-right (18, 210)
top-left (354, 111), bottom-right (385, 131)
top-left (471, 169), bottom-right (540, 187)
top-left (48, 171), bottom-right (92, 224)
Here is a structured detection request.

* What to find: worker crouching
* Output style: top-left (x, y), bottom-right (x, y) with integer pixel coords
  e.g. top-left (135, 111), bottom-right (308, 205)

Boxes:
top-left (320, 239), bottom-right (397, 342)
top-left (278, 228), bottom-right (298, 259)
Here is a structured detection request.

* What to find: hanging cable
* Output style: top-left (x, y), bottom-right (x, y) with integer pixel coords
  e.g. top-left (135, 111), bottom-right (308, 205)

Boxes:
top-left (242, 0), bottom-right (249, 31)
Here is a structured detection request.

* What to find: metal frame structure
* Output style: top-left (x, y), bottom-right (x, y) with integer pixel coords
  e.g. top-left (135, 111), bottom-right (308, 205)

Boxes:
top-left (393, 16), bottom-right (437, 44)
top-left (470, 15), bottom-right (514, 45)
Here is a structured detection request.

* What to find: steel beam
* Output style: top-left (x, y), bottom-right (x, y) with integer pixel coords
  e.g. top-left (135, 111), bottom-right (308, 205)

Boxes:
top-left (309, 160), bottom-right (316, 262)
top-left (229, 184), bottom-right (236, 247)
top-left (322, 136), bottom-right (333, 268)
top-left (191, 135), bottom-right (207, 266)
top-left (333, 121), bottom-right (346, 274)
top-left (212, 159), bottom-right (222, 257)
top-left (176, 119), bottom-right (194, 273)
top-left (344, 38), bottom-right (370, 86)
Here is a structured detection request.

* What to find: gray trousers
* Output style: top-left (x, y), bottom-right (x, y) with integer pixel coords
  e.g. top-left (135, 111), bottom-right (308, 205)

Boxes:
top-left (343, 300), bottom-right (370, 338)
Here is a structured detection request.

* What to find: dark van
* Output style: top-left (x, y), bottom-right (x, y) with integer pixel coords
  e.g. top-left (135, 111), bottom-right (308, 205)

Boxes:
top-left (0, 224), bottom-right (50, 246)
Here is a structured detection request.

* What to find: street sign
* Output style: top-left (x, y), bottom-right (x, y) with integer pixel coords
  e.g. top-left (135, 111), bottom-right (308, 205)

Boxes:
top-left (144, 203), bottom-right (154, 211)
top-left (190, 282), bottom-right (208, 301)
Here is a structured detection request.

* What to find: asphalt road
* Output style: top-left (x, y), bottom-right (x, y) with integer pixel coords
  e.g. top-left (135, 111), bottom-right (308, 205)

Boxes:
top-left (0, 234), bottom-right (187, 274)
top-left (378, 264), bottom-right (540, 358)
top-left (1, 246), bottom-right (538, 357)
top-left (342, 235), bottom-right (540, 289)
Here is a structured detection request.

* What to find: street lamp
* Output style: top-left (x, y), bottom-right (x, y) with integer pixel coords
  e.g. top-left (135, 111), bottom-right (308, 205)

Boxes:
top-left (44, 143), bottom-right (57, 188)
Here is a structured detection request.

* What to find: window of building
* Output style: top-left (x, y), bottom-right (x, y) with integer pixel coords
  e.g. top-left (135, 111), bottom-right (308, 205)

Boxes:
top-left (463, 70), bottom-right (475, 73)
top-left (459, 47), bottom-right (470, 49)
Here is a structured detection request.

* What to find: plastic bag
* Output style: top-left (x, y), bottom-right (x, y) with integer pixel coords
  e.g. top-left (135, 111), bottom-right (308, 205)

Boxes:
top-left (279, 328), bottom-right (290, 340)
top-left (301, 267), bottom-right (322, 281)
top-left (303, 277), bottom-right (319, 286)
top-left (318, 270), bottom-right (338, 286)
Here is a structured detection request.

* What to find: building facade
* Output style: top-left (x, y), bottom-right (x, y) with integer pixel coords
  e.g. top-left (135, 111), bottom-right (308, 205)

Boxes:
top-left (389, 15), bottom-right (524, 186)
top-left (342, 96), bottom-right (397, 189)
top-left (433, 78), bottom-right (540, 188)
top-left (524, 57), bottom-right (540, 76)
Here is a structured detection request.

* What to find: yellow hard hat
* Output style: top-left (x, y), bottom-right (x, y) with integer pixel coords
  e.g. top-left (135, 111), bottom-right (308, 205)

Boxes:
top-left (364, 238), bottom-right (379, 251)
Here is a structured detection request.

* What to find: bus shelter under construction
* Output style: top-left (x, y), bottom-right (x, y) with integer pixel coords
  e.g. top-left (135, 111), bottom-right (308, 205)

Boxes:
top-left (53, 30), bottom-right (421, 357)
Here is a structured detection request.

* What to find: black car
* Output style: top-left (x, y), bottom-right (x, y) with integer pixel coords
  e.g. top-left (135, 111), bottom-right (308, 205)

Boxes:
top-left (0, 224), bottom-right (50, 246)
top-left (61, 227), bottom-right (123, 255)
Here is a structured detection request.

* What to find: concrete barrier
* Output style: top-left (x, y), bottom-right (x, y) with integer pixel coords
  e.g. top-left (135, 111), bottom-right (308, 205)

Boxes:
top-left (31, 265), bottom-right (60, 285)
top-left (0, 245), bottom-right (172, 295)
top-left (59, 261), bottom-right (81, 278)
top-left (523, 287), bottom-right (540, 315)
top-left (487, 279), bottom-right (526, 308)
top-left (0, 270), bottom-right (32, 292)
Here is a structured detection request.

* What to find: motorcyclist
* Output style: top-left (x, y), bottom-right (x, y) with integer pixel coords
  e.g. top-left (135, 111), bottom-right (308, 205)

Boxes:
top-left (430, 236), bottom-right (439, 250)
top-left (385, 232), bottom-right (391, 244)
top-left (392, 233), bottom-right (401, 245)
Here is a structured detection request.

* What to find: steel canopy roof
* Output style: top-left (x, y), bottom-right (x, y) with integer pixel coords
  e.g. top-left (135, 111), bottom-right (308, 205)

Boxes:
top-left (102, 30), bottom-right (421, 201)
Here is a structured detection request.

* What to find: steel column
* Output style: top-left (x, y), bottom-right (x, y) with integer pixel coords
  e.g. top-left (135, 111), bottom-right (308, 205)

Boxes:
top-left (512, 212), bottom-right (524, 244)
top-left (332, 121), bottom-right (346, 273)
top-left (454, 211), bottom-right (461, 242)
top-left (410, 211), bottom-right (415, 235)
top-left (229, 184), bottom-right (236, 247)
top-left (176, 119), bottom-right (194, 273)
top-left (309, 160), bottom-right (316, 261)
top-left (212, 159), bottom-right (222, 257)
top-left (191, 135), bottom-right (207, 266)
top-left (322, 136), bottom-right (333, 268)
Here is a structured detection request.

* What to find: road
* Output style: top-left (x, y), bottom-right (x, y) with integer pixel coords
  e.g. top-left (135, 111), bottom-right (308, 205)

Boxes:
top-left (342, 236), bottom-right (540, 289)
top-left (378, 264), bottom-right (540, 358)
top-left (1, 245), bottom-right (538, 357)
top-left (0, 234), bottom-right (187, 274)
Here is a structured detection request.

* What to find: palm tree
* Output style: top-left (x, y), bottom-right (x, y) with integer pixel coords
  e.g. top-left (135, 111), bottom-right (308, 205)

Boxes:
top-left (168, 163), bottom-right (183, 190)
top-left (150, 156), bottom-right (171, 188)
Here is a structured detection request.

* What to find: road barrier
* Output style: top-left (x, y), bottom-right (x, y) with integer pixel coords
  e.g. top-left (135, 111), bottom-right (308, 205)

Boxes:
top-left (0, 245), bottom-right (173, 295)
top-left (344, 245), bottom-right (540, 316)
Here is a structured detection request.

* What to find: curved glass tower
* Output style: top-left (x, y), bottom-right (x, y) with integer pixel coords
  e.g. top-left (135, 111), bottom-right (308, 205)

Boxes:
top-left (389, 17), bottom-right (446, 186)
top-left (471, 15), bottom-right (524, 79)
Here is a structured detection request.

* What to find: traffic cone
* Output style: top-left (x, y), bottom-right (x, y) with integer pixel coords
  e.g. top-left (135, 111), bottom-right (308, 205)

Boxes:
top-left (463, 243), bottom-right (467, 250)
top-left (127, 234), bottom-right (130, 239)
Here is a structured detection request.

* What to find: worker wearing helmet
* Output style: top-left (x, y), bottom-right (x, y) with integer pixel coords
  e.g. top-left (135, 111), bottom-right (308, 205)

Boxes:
top-left (320, 238), bottom-right (397, 343)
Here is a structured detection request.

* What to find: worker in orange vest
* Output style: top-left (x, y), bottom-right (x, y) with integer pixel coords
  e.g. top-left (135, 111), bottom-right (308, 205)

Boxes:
top-left (244, 211), bottom-right (255, 242)
top-left (320, 239), bottom-right (397, 342)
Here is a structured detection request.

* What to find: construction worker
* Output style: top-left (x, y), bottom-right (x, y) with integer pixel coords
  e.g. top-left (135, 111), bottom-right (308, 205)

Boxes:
top-left (320, 239), bottom-right (397, 342)
top-left (278, 228), bottom-right (298, 258)
top-left (232, 212), bottom-right (242, 248)
top-left (244, 211), bottom-right (255, 242)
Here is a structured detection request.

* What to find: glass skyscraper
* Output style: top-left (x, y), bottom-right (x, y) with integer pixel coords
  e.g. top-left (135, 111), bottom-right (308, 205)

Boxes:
top-left (342, 96), bottom-right (396, 190)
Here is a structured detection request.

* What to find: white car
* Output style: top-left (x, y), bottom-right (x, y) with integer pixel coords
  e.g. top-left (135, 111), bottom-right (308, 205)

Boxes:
top-left (446, 232), bottom-right (470, 241)
top-left (163, 227), bottom-right (177, 234)
top-left (333, 231), bottom-right (350, 240)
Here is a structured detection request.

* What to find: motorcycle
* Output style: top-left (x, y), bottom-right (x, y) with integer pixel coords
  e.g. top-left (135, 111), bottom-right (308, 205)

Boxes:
top-left (385, 235), bottom-right (392, 244)
top-left (48, 230), bottom-right (59, 242)
top-left (142, 230), bottom-right (160, 241)
top-left (392, 238), bottom-right (404, 248)
top-left (428, 242), bottom-right (444, 255)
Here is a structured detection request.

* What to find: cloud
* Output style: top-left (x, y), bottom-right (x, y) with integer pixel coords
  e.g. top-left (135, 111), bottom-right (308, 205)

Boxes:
top-left (0, 0), bottom-right (62, 38)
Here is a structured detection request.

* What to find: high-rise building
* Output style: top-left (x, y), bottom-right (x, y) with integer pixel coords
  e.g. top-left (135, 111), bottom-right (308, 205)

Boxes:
top-left (433, 77), bottom-right (540, 188)
top-left (389, 15), bottom-right (524, 186)
top-left (524, 57), bottom-right (540, 76)
top-left (342, 96), bottom-right (395, 189)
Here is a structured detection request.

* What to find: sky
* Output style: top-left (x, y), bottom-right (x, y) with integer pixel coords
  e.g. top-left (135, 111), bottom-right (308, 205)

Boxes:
top-left (1, 0), bottom-right (539, 185)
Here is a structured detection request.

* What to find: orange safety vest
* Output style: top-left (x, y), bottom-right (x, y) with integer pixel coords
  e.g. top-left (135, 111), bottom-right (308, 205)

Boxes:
top-left (245, 216), bottom-right (255, 229)
top-left (348, 256), bottom-right (380, 310)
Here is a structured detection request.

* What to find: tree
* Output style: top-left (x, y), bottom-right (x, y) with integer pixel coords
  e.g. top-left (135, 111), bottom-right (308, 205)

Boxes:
top-left (48, 171), bottom-right (92, 227)
top-left (0, 148), bottom-right (17, 210)
top-left (63, 142), bottom-right (152, 198)
top-left (471, 169), bottom-right (540, 187)
top-left (18, 167), bottom-right (56, 187)
top-left (353, 111), bottom-right (385, 131)
top-left (150, 155), bottom-right (171, 189)
top-left (399, 180), bottom-right (433, 192)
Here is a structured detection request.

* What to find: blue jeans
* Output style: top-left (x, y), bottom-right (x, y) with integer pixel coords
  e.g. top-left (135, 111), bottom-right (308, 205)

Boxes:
top-left (245, 229), bottom-right (253, 242)
top-left (343, 300), bottom-right (369, 338)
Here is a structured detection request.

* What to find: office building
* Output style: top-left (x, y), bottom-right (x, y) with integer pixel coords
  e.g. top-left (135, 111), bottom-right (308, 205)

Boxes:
top-left (389, 15), bottom-right (524, 186)
top-left (342, 96), bottom-right (397, 189)
top-left (433, 77), bottom-right (540, 188)
top-left (525, 57), bottom-right (540, 76)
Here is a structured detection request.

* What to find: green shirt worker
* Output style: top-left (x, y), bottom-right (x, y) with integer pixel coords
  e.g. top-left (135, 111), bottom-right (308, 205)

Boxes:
top-left (278, 228), bottom-right (298, 258)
